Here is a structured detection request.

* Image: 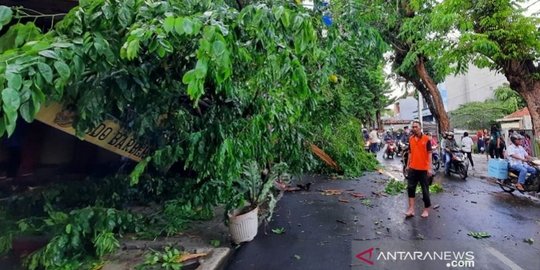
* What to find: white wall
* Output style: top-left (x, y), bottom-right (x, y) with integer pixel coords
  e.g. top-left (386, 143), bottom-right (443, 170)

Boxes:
top-left (442, 65), bottom-right (507, 111)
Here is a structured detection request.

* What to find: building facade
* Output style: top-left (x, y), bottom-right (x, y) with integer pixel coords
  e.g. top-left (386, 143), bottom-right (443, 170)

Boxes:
top-left (441, 65), bottom-right (508, 112)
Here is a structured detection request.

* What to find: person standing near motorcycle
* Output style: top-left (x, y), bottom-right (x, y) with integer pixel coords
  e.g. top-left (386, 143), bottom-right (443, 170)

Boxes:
top-left (507, 134), bottom-right (536, 191)
top-left (402, 126), bottom-right (410, 142)
top-left (444, 132), bottom-right (459, 175)
top-left (461, 132), bottom-right (475, 170)
top-left (368, 127), bottom-right (380, 153)
top-left (405, 121), bottom-right (432, 218)
top-left (441, 132), bottom-right (448, 166)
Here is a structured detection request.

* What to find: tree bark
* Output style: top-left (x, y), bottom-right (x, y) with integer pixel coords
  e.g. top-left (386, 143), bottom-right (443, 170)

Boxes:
top-left (400, 72), bottom-right (442, 132)
top-left (415, 56), bottom-right (450, 133)
top-left (376, 109), bottom-right (383, 132)
top-left (502, 59), bottom-right (540, 140)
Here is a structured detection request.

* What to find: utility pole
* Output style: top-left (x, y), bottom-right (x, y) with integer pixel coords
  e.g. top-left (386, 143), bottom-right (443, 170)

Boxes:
top-left (418, 92), bottom-right (423, 130)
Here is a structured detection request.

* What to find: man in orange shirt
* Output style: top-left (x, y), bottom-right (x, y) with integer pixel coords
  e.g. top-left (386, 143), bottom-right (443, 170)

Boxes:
top-left (405, 120), bottom-right (433, 218)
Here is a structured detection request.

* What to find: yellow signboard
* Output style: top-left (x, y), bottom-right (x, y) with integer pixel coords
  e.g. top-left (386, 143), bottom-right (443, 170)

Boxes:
top-left (35, 102), bottom-right (150, 161)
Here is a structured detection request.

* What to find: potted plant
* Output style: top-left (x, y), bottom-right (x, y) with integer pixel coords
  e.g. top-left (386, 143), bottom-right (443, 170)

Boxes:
top-left (227, 161), bottom-right (287, 244)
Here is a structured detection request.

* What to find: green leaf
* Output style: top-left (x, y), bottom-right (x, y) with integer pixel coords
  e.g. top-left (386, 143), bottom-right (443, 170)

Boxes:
top-left (212, 40), bottom-right (226, 56)
top-left (37, 62), bottom-right (53, 84)
top-left (118, 6), bottom-right (131, 27)
top-left (19, 102), bottom-right (34, 122)
top-left (2, 87), bottom-right (20, 110)
top-left (174, 17), bottom-right (185, 35)
top-left (467, 231), bottom-right (491, 239)
top-left (130, 157), bottom-right (149, 185)
top-left (194, 59), bottom-right (208, 79)
top-left (183, 18), bottom-right (194, 35)
top-left (273, 6), bottom-right (285, 21)
top-left (54, 61), bottom-right (71, 80)
top-left (272, 227), bottom-right (285, 234)
top-left (3, 112), bottom-right (16, 136)
top-left (38, 50), bottom-right (59, 59)
top-left (6, 72), bottom-right (22, 90)
top-left (281, 10), bottom-right (291, 28)
top-left (126, 39), bottom-right (140, 60)
top-left (187, 79), bottom-right (204, 102)
top-left (163, 16), bottom-right (175, 33)
top-left (0, 6), bottom-right (13, 30)
top-left (182, 69), bottom-right (196, 84)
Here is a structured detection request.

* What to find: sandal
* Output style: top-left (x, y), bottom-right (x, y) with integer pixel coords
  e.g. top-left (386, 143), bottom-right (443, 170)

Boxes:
top-left (515, 183), bottom-right (525, 191)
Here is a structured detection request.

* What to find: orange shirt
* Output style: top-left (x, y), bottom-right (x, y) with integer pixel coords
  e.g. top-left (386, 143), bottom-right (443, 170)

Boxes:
top-left (408, 134), bottom-right (432, 171)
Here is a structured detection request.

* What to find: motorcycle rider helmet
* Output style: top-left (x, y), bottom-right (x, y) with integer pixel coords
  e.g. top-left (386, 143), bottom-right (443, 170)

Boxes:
top-left (510, 134), bottom-right (523, 144)
top-left (447, 132), bottom-right (454, 138)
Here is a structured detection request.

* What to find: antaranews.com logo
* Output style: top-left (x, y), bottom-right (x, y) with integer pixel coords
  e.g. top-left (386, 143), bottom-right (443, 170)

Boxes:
top-left (352, 241), bottom-right (482, 269)
top-left (355, 247), bottom-right (475, 268)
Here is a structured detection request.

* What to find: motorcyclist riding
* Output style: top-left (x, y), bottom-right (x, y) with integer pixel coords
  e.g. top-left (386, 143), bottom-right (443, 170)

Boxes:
top-left (384, 130), bottom-right (394, 142)
top-left (401, 126), bottom-right (410, 144)
top-left (507, 134), bottom-right (537, 191)
top-left (444, 132), bottom-right (459, 175)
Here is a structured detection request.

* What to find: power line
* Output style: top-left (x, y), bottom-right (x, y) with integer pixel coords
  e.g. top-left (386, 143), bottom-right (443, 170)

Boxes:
top-left (525, 0), bottom-right (540, 10)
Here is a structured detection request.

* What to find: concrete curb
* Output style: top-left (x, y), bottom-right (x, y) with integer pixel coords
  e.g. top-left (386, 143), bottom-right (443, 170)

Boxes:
top-left (197, 247), bottom-right (232, 270)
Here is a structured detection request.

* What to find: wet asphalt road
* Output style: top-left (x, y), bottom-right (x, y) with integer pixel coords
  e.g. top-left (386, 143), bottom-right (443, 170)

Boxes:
top-left (226, 154), bottom-right (540, 270)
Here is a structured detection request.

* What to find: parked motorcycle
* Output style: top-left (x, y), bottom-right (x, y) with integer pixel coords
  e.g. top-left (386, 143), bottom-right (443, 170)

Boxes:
top-left (397, 140), bottom-right (407, 157)
top-left (498, 160), bottom-right (540, 194)
top-left (383, 140), bottom-right (397, 159)
top-left (432, 146), bottom-right (440, 171)
top-left (445, 148), bottom-right (468, 179)
top-left (401, 143), bottom-right (410, 178)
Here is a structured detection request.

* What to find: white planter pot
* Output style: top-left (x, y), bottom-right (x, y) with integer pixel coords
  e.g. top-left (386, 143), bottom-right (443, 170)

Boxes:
top-left (228, 206), bottom-right (258, 244)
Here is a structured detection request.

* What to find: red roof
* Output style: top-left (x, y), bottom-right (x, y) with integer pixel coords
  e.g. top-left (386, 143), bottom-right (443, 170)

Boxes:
top-left (504, 108), bottom-right (529, 119)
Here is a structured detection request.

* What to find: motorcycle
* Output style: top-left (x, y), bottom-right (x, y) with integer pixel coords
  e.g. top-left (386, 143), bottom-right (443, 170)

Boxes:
top-left (401, 143), bottom-right (410, 178)
top-left (383, 140), bottom-right (397, 159)
top-left (498, 160), bottom-right (540, 194)
top-left (445, 148), bottom-right (468, 179)
top-left (396, 140), bottom-right (407, 157)
top-left (432, 146), bottom-right (440, 171)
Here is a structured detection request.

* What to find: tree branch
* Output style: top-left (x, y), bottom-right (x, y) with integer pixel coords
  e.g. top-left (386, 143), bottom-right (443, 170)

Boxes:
top-left (235, 0), bottom-right (243, 10)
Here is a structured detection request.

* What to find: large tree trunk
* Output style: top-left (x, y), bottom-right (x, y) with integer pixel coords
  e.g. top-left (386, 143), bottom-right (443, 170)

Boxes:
top-left (376, 109), bottom-right (383, 132)
top-left (415, 56), bottom-right (450, 133)
top-left (503, 60), bottom-right (540, 140)
top-left (521, 86), bottom-right (540, 140)
top-left (400, 72), bottom-right (442, 132)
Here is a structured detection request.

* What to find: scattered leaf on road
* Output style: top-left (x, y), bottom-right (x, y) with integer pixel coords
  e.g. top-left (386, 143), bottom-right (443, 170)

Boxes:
top-left (320, 189), bottom-right (344, 196)
top-left (294, 255), bottom-right (301, 260)
top-left (349, 192), bottom-right (366, 199)
top-left (272, 227), bottom-right (285, 234)
top-left (210, 239), bottom-right (220, 247)
top-left (385, 179), bottom-right (407, 195)
top-left (338, 197), bottom-right (350, 203)
top-left (467, 232), bottom-right (491, 239)
top-left (523, 238), bottom-right (534, 245)
top-left (336, 219), bottom-right (347, 224)
top-left (361, 199), bottom-right (372, 207)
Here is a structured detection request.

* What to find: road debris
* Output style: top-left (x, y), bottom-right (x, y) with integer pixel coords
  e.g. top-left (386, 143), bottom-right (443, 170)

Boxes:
top-left (319, 189), bottom-right (344, 196)
top-left (467, 232), bottom-right (491, 239)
